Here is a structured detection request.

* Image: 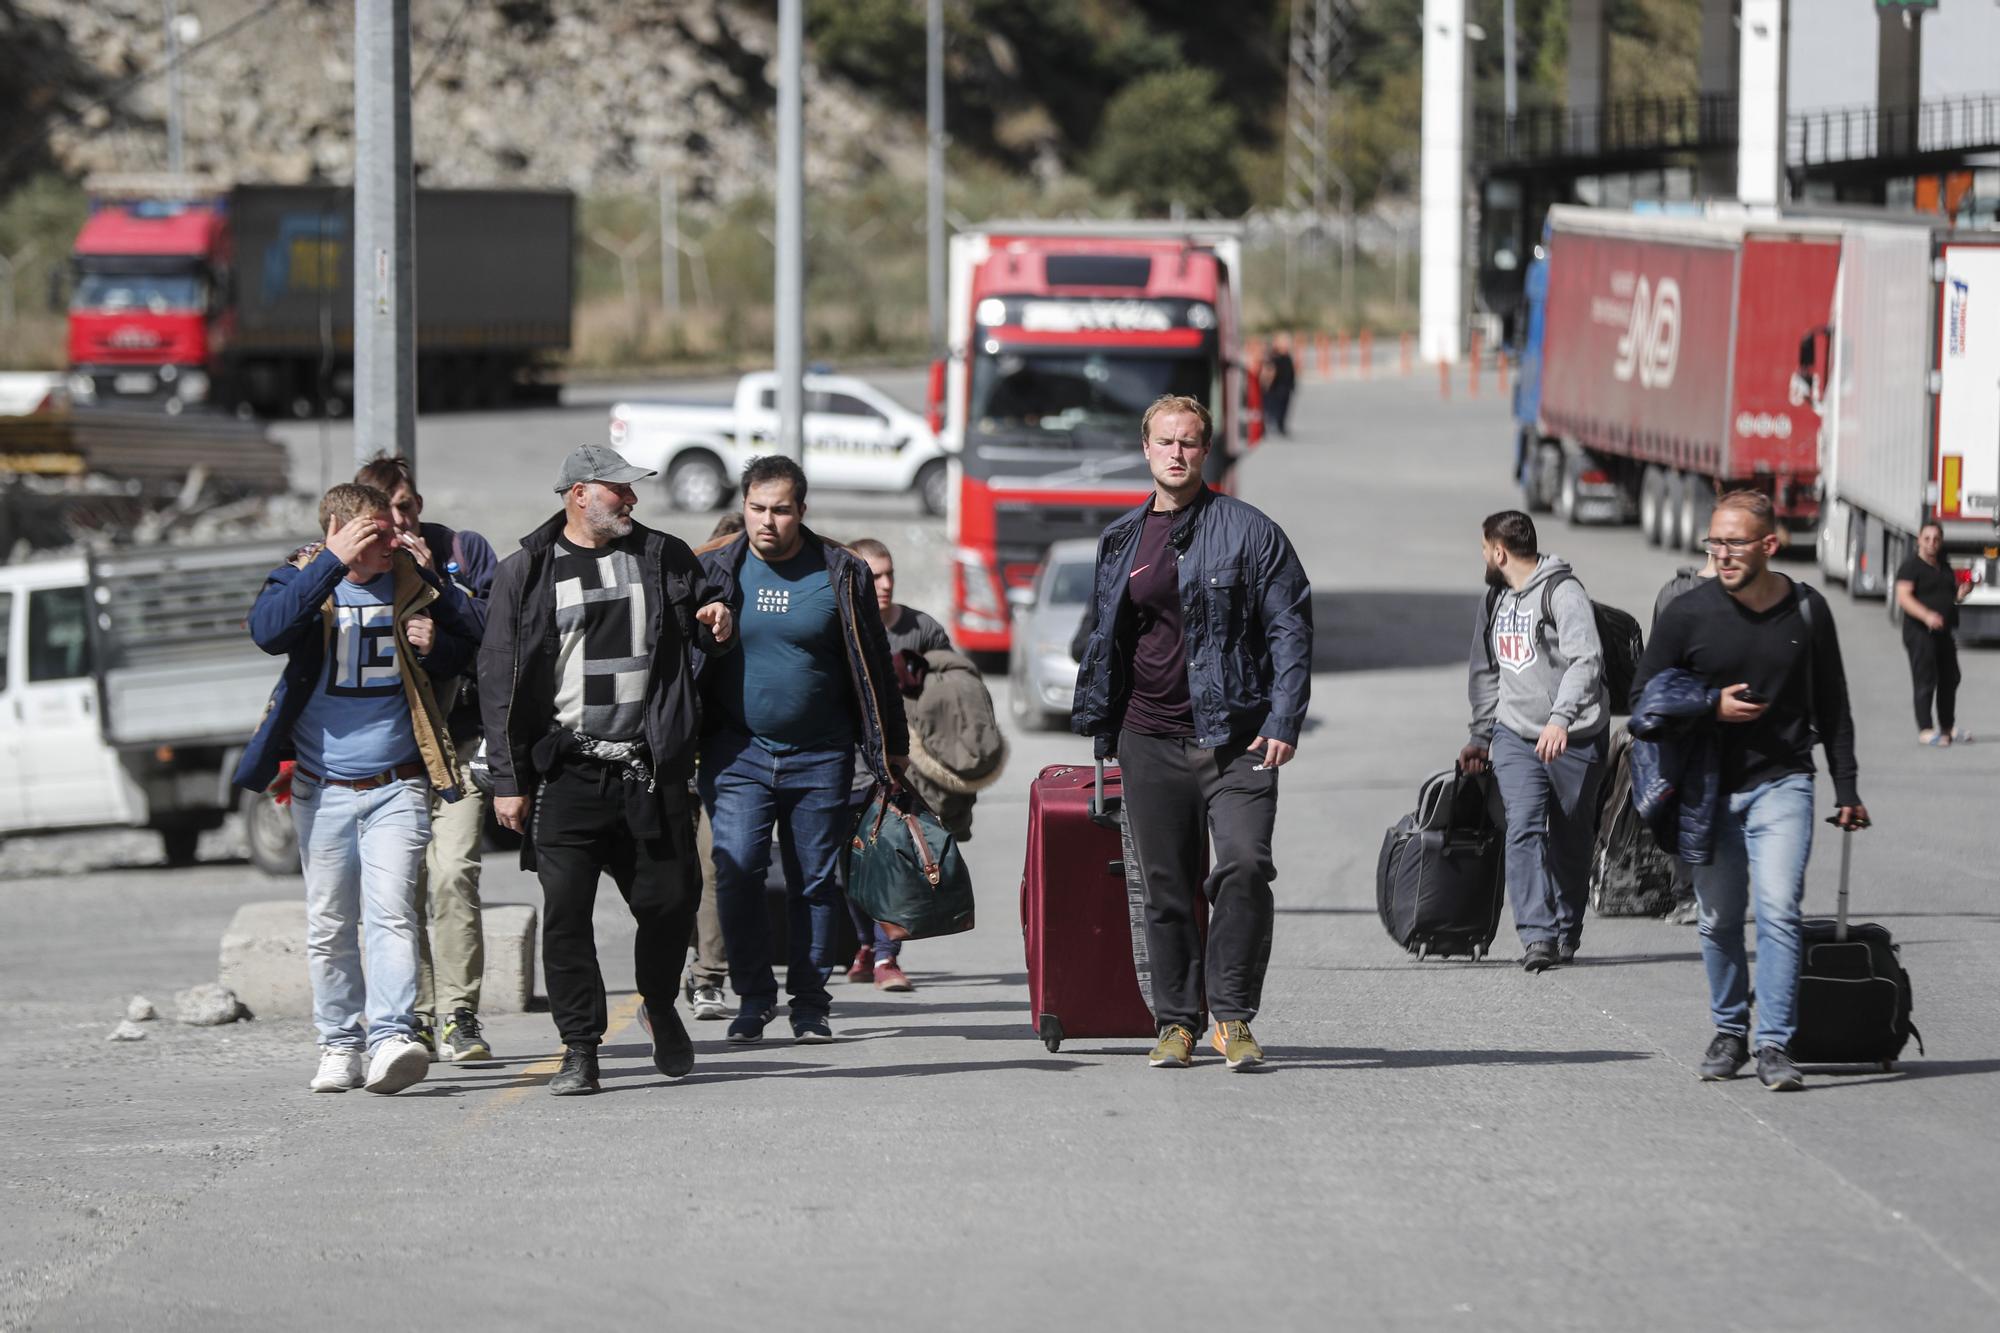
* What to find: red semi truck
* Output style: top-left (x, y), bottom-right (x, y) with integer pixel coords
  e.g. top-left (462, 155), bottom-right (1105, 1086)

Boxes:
top-left (1519, 206), bottom-right (1843, 550)
top-left (934, 221), bottom-right (1260, 653)
top-left (67, 175), bottom-right (572, 418)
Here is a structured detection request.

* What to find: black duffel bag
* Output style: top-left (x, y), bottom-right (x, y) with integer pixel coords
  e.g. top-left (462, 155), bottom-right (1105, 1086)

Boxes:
top-left (1377, 767), bottom-right (1505, 961)
top-left (847, 784), bottom-right (975, 941)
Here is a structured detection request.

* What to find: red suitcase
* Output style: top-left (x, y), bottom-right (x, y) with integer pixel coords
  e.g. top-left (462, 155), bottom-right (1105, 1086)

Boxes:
top-left (1021, 760), bottom-right (1205, 1052)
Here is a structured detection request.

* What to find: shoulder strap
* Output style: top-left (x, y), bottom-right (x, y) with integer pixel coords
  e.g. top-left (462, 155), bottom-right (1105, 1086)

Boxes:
top-left (1538, 571), bottom-right (1577, 650)
top-left (1795, 579), bottom-right (1818, 734)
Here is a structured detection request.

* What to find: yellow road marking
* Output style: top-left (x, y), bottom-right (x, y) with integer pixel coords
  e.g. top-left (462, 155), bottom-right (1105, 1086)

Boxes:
top-left (466, 993), bottom-right (644, 1121)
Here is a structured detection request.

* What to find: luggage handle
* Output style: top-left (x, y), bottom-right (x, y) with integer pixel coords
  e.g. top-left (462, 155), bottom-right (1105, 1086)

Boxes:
top-left (1089, 756), bottom-right (1122, 830)
top-left (1835, 826), bottom-right (1851, 943)
top-left (1439, 769), bottom-right (1489, 855)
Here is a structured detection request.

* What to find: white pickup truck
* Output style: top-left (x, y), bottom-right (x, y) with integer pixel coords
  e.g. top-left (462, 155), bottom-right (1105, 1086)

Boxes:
top-left (608, 371), bottom-right (950, 515)
top-left (0, 540), bottom-right (300, 873)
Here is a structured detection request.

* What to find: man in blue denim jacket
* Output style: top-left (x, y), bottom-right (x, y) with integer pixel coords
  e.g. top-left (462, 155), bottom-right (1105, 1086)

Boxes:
top-left (1071, 394), bottom-right (1312, 1072)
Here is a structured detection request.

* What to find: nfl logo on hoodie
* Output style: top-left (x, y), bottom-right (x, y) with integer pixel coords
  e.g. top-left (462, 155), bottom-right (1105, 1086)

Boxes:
top-left (1493, 603), bottom-right (1538, 674)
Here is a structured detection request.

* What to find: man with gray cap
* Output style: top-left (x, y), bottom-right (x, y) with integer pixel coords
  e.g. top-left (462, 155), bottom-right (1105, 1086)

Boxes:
top-left (478, 444), bottom-right (737, 1095)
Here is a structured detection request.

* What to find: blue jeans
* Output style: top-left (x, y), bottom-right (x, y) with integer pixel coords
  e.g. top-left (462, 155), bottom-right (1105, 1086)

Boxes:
top-left (291, 774), bottom-right (430, 1050)
top-left (1489, 724), bottom-right (1606, 948)
top-left (699, 730), bottom-right (854, 1018)
top-left (1691, 772), bottom-right (1815, 1051)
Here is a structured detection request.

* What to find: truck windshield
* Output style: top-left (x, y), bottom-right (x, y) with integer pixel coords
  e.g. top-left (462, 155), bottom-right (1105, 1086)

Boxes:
top-left (72, 271), bottom-right (205, 314)
top-left (970, 351), bottom-right (1213, 449)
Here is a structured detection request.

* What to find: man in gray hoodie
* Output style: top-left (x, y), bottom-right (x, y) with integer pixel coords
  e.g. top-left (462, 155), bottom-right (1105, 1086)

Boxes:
top-left (1458, 510), bottom-right (1609, 972)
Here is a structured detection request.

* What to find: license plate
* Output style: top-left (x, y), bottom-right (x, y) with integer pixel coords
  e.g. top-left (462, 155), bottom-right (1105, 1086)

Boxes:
top-left (113, 372), bottom-right (155, 395)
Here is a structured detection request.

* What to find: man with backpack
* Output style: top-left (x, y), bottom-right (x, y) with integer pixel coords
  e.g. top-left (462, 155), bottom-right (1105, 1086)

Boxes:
top-left (1459, 510), bottom-right (1610, 973)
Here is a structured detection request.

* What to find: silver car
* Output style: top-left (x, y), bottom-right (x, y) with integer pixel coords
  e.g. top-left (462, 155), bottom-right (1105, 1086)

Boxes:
top-left (1005, 538), bottom-right (1099, 731)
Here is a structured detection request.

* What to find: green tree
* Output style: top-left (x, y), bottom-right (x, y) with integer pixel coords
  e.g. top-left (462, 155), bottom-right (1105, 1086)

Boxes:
top-left (1086, 66), bottom-right (1247, 215)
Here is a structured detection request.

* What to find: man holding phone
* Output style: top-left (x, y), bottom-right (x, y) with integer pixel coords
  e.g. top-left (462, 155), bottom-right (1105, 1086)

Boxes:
top-left (1632, 490), bottom-right (1868, 1092)
top-left (1070, 394), bottom-right (1312, 1072)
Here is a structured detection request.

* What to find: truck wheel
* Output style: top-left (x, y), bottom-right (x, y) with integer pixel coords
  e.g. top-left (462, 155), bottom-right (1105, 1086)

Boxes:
top-left (159, 827), bottom-right (200, 868)
top-left (668, 454), bottom-right (729, 512)
top-left (1680, 479), bottom-right (1714, 554)
top-left (246, 790), bottom-right (300, 876)
top-left (1639, 469), bottom-right (1662, 545)
top-left (916, 459), bottom-right (948, 518)
top-left (1556, 453), bottom-right (1581, 524)
top-left (1884, 532), bottom-right (1909, 626)
top-left (1659, 472), bottom-right (1686, 550)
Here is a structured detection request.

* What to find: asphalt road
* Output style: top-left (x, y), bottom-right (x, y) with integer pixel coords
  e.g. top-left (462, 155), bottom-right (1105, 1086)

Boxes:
top-left (4, 371), bottom-right (1997, 1332)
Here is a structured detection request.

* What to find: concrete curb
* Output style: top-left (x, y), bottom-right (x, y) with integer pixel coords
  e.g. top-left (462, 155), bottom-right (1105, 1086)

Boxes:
top-left (218, 901), bottom-right (538, 1019)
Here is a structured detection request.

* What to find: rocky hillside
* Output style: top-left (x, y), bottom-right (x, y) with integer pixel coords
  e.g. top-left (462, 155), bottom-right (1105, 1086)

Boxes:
top-left (15, 0), bottom-right (928, 203)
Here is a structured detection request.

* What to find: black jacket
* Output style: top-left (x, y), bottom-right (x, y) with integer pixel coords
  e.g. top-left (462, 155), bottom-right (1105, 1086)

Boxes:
top-left (696, 528), bottom-right (909, 784)
top-left (477, 515), bottom-right (733, 811)
top-left (1070, 486), bottom-right (1312, 758)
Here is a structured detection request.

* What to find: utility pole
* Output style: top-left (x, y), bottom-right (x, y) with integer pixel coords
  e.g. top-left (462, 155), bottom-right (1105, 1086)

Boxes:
top-left (773, 0), bottom-right (805, 461)
top-left (659, 172), bottom-right (680, 319)
top-left (926, 0), bottom-right (946, 359)
top-left (354, 0), bottom-right (416, 470)
top-left (1502, 0), bottom-right (1518, 146)
top-left (162, 1), bottom-right (186, 174)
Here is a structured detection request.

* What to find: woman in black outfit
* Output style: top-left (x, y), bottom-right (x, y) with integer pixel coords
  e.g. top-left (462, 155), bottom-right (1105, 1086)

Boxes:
top-left (1893, 521), bottom-right (1972, 745)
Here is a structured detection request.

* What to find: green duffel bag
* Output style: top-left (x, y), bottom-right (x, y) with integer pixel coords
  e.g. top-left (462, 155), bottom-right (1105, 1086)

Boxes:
top-left (848, 785), bottom-right (976, 941)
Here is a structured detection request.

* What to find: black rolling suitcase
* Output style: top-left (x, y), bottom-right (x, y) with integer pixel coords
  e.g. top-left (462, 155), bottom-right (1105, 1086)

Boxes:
top-left (1377, 768), bottom-right (1505, 961)
top-left (1588, 728), bottom-right (1678, 917)
top-left (1790, 830), bottom-right (1922, 1071)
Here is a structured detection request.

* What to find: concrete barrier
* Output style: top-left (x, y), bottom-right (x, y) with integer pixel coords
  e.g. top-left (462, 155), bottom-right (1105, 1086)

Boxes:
top-left (218, 901), bottom-right (538, 1019)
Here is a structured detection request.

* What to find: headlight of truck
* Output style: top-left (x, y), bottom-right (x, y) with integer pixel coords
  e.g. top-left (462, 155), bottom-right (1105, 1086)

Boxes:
top-left (178, 369), bottom-right (209, 403)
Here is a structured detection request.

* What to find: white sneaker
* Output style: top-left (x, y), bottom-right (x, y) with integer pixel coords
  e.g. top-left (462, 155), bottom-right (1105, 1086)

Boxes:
top-left (363, 1036), bottom-right (431, 1095)
top-left (310, 1047), bottom-right (365, 1093)
top-left (689, 984), bottom-right (729, 1020)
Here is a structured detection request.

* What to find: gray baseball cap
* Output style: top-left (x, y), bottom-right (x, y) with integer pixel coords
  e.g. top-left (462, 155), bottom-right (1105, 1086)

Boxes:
top-left (553, 443), bottom-right (655, 493)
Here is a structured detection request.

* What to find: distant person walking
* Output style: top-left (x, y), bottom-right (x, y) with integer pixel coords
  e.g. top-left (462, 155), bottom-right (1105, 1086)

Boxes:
top-left (1260, 333), bottom-right (1297, 438)
top-left (1071, 393), bottom-right (1312, 1071)
top-left (1460, 510), bottom-right (1608, 973)
top-left (1895, 521), bottom-right (1971, 746)
top-left (681, 510), bottom-right (749, 1022)
top-left (696, 457), bottom-right (908, 1045)
top-left (1633, 490), bottom-right (1868, 1092)
top-left (478, 445), bottom-right (736, 1096)
top-left (235, 482), bottom-right (481, 1095)
top-left (356, 454), bottom-right (499, 1061)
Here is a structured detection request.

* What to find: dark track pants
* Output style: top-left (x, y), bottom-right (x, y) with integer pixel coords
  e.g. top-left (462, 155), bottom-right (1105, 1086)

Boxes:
top-left (1117, 730), bottom-right (1278, 1035)
top-left (1903, 623), bottom-right (1960, 734)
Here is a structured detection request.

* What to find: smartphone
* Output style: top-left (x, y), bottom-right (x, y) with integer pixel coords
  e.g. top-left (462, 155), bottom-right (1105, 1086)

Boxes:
top-left (1736, 687), bottom-right (1765, 704)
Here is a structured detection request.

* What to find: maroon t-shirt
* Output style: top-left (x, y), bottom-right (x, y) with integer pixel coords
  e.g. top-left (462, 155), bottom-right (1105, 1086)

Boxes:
top-left (1121, 507), bottom-right (1194, 737)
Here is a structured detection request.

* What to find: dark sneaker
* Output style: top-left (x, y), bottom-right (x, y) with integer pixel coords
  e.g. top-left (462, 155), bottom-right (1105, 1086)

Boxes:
top-left (1557, 938), bottom-right (1579, 964)
top-left (1521, 941), bottom-right (1558, 973)
top-left (547, 1044), bottom-right (600, 1096)
top-left (790, 1012), bottom-right (834, 1045)
top-left (1756, 1046), bottom-right (1804, 1092)
top-left (413, 1015), bottom-right (439, 1063)
top-left (1148, 1025), bottom-right (1195, 1068)
top-left (726, 1003), bottom-right (776, 1044)
top-left (638, 1001), bottom-right (694, 1078)
top-left (844, 947), bottom-right (874, 985)
top-left (438, 1008), bottom-right (490, 1062)
top-left (1699, 1031), bottom-right (1750, 1081)
top-left (873, 959), bottom-right (914, 992)
top-left (1211, 1020), bottom-right (1266, 1071)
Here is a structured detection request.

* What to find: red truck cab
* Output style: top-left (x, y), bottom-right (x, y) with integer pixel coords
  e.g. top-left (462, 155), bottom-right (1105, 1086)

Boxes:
top-left (67, 177), bottom-right (231, 415)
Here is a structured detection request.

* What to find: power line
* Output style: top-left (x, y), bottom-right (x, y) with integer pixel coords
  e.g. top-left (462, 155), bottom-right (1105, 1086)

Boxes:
top-left (413, 0), bottom-right (478, 95)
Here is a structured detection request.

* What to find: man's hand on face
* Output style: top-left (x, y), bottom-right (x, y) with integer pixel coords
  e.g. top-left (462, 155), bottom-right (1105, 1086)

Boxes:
top-left (405, 614), bottom-right (434, 654)
top-left (695, 601), bottom-right (733, 643)
top-left (494, 795), bottom-right (531, 833)
top-left (1534, 722), bottom-right (1569, 764)
top-left (393, 529), bottom-right (433, 570)
top-left (326, 514), bottom-right (383, 566)
top-left (1247, 736), bottom-right (1295, 770)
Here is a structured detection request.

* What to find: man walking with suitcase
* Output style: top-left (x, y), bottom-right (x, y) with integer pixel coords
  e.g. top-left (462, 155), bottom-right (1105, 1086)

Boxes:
top-left (1071, 394), bottom-right (1312, 1072)
top-left (1459, 510), bottom-right (1608, 973)
top-left (1633, 491), bottom-right (1868, 1092)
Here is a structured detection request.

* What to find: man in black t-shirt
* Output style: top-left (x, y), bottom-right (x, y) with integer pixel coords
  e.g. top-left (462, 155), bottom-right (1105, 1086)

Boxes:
top-left (1893, 521), bottom-right (1971, 746)
top-left (1071, 394), bottom-right (1313, 1072)
top-left (1633, 491), bottom-right (1869, 1093)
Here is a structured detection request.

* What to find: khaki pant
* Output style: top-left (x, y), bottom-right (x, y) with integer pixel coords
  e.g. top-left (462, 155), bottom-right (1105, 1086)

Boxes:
top-left (687, 804), bottom-right (728, 988)
top-left (416, 757), bottom-right (485, 1018)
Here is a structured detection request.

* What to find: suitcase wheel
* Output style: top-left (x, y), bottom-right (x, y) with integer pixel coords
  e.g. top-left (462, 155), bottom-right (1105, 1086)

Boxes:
top-left (1038, 1015), bottom-right (1063, 1054)
top-left (1413, 942), bottom-right (1429, 962)
top-left (1470, 945), bottom-right (1486, 963)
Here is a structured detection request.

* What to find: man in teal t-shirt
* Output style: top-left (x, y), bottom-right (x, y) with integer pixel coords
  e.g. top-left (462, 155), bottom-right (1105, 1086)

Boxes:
top-left (696, 456), bottom-right (908, 1046)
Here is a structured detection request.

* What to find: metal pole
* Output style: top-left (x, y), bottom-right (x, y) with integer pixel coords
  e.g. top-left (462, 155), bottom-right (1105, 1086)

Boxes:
top-left (659, 172), bottom-right (680, 319)
top-left (926, 0), bottom-right (946, 359)
top-left (163, 0), bottom-right (185, 175)
top-left (1502, 0), bottom-right (1518, 122)
top-left (354, 0), bottom-right (416, 471)
top-left (774, 0), bottom-right (805, 461)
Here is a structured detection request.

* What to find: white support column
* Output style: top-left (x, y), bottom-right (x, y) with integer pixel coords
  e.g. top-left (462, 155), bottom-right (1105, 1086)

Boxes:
top-left (1737, 0), bottom-right (1788, 210)
top-left (1419, 0), bottom-right (1466, 364)
top-left (1566, 0), bottom-right (1611, 155)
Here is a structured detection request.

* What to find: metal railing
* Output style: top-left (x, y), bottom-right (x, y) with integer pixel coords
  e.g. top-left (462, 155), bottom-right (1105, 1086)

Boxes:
top-left (1790, 94), bottom-right (2000, 168)
top-left (1475, 94), bottom-right (1739, 166)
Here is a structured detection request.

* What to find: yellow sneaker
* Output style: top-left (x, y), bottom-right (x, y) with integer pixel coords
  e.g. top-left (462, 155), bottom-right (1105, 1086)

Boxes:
top-left (1147, 1025), bottom-right (1196, 1068)
top-left (1211, 1020), bottom-right (1265, 1071)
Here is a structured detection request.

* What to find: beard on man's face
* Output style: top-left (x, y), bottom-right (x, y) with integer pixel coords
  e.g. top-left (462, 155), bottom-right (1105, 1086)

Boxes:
top-left (1484, 561), bottom-right (1507, 589)
top-left (584, 495), bottom-right (634, 540)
